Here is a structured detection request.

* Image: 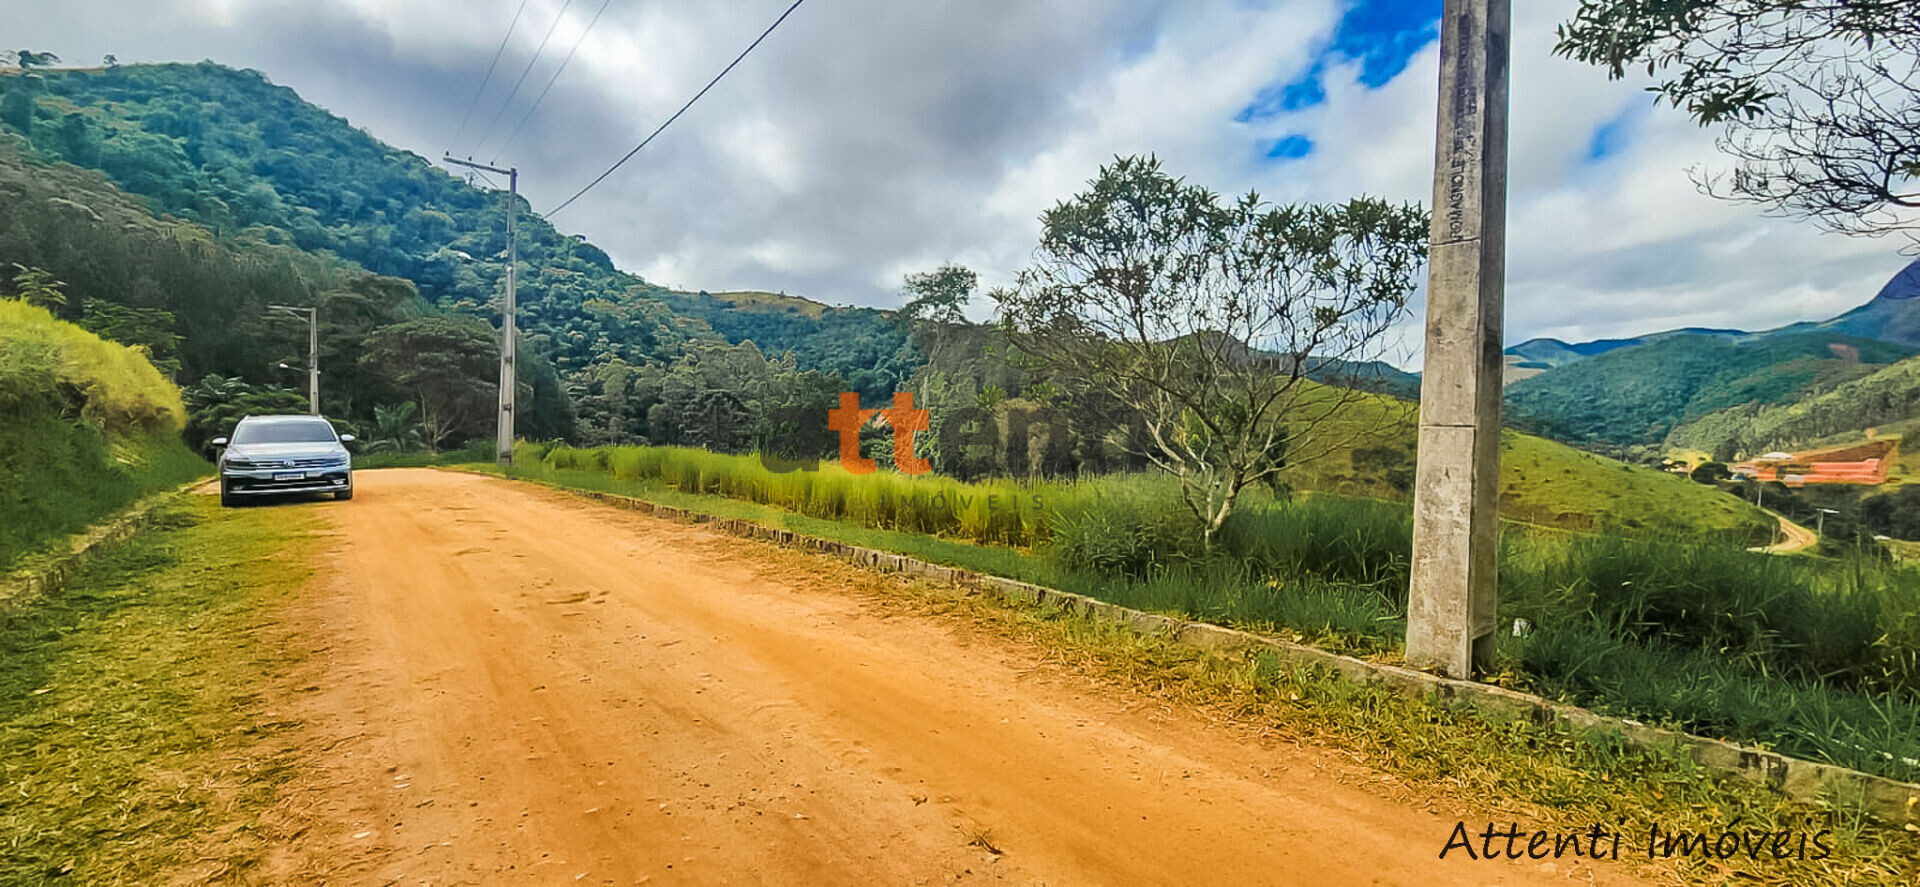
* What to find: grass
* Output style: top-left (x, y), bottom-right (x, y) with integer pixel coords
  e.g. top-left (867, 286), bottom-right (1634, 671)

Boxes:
top-left (1265, 386), bottom-right (1773, 542)
top-left (0, 415), bottom-right (208, 570)
top-left (0, 495), bottom-right (317, 884)
top-left (0, 299), bottom-right (209, 571)
top-left (485, 443), bottom-right (1920, 784)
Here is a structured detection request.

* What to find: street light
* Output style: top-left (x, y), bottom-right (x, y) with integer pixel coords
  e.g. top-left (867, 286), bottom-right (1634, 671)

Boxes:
top-left (267, 305), bottom-right (318, 416)
top-left (1816, 507), bottom-right (1840, 537)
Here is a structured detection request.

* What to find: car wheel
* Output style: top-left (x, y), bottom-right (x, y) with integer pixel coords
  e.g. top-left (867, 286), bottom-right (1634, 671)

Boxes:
top-left (219, 480), bottom-right (235, 508)
top-left (336, 486), bottom-right (353, 501)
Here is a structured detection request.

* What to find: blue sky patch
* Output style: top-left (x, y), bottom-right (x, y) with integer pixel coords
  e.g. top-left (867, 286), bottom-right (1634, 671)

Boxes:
top-left (1585, 106), bottom-right (1637, 163)
top-left (1237, 0), bottom-right (1441, 122)
top-left (1265, 134), bottom-right (1314, 160)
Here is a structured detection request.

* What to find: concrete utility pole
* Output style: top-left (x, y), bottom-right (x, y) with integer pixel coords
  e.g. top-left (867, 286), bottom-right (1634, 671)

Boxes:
top-left (267, 304), bottom-right (320, 416)
top-left (1405, 0), bottom-right (1511, 679)
top-left (444, 156), bottom-right (519, 466)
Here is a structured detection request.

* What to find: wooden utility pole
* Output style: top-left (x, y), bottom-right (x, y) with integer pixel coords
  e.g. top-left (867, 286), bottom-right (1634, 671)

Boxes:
top-left (444, 156), bottom-right (518, 466)
top-left (1405, 0), bottom-right (1511, 679)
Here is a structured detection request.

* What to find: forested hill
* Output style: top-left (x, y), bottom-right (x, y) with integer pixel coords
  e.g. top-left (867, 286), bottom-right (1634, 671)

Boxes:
top-left (1503, 331), bottom-right (1914, 449)
top-left (0, 61), bottom-right (910, 390)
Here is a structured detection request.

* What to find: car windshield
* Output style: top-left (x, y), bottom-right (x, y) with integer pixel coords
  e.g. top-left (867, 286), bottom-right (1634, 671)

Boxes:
top-left (232, 420), bottom-right (337, 444)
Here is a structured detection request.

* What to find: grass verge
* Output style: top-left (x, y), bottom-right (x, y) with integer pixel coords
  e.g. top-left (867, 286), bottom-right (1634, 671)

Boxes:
top-left (0, 495), bottom-right (316, 884)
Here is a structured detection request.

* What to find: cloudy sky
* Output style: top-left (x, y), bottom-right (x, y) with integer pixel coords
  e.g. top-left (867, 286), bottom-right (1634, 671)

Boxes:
top-left (14, 0), bottom-right (1914, 367)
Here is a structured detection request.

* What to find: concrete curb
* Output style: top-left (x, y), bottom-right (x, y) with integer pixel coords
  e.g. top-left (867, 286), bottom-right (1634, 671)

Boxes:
top-left (0, 479), bottom-right (208, 621)
top-left (474, 470), bottom-right (1920, 828)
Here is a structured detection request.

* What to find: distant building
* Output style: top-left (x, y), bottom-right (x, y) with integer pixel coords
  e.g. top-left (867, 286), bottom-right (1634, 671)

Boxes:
top-left (1731, 440), bottom-right (1898, 486)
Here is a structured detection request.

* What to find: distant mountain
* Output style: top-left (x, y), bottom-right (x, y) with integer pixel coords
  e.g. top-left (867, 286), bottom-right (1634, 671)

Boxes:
top-left (1503, 332), bottom-right (1914, 448)
top-left (1500, 258), bottom-right (1920, 382)
top-left (1767, 257), bottom-right (1920, 348)
top-left (1498, 259), bottom-right (1920, 450)
top-left (1506, 328), bottom-right (1748, 367)
top-left (1506, 337), bottom-right (1639, 368)
top-left (1315, 358), bottom-right (1422, 401)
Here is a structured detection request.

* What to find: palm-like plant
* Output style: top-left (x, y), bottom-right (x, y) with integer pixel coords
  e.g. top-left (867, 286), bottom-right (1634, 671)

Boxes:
top-left (364, 401), bottom-right (426, 454)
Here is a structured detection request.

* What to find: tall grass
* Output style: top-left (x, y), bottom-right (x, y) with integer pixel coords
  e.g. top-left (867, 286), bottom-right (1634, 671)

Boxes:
top-left (531, 441), bottom-right (1061, 547)
top-left (515, 442), bottom-right (1920, 782)
top-left (0, 300), bottom-right (206, 569)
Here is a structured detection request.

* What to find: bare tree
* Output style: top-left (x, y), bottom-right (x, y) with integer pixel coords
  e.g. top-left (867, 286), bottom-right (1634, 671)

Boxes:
top-left (995, 156), bottom-right (1427, 545)
top-left (1556, 1), bottom-right (1920, 239)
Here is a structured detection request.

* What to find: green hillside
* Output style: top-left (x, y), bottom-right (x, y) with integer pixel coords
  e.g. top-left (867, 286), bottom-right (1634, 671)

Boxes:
top-left (1667, 353), bottom-right (1920, 460)
top-left (0, 62), bottom-right (697, 367)
top-left (1504, 331), bottom-right (1913, 448)
top-left (0, 62), bottom-right (910, 395)
top-left (1276, 389), bottom-right (1774, 541)
top-left (0, 299), bottom-right (207, 569)
top-left (659, 290), bottom-right (912, 399)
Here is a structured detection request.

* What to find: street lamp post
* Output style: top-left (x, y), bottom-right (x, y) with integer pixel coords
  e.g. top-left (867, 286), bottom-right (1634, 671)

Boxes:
top-left (1816, 507), bottom-right (1839, 537)
top-left (267, 304), bottom-right (319, 416)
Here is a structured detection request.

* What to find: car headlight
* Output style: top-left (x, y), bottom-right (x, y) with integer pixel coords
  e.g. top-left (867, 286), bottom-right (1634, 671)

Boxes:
top-left (225, 459), bottom-right (256, 470)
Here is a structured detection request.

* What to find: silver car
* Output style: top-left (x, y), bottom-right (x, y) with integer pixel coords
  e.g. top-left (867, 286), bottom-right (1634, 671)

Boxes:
top-left (213, 415), bottom-right (355, 506)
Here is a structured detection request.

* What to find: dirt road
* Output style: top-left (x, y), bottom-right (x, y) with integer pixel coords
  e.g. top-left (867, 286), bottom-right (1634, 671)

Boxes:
top-left (267, 469), bottom-right (1645, 885)
top-left (1753, 512), bottom-right (1818, 554)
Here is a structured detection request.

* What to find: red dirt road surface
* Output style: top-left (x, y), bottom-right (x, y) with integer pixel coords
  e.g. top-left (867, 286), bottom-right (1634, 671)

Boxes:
top-left (267, 469), bottom-right (1648, 885)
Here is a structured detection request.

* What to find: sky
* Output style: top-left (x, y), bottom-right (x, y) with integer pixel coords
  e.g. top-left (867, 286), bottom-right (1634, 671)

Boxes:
top-left (11, 0), bottom-right (1914, 368)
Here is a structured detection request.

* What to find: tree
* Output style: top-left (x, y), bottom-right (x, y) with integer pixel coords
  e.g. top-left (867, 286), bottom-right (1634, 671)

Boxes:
top-left (184, 374), bottom-right (308, 452)
top-left (13, 51), bottom-right (60, 70)
top-left (898, 264), bottom-right (975, 329)
top-left (1690, 461), bottom-right (1733, 484)
top-left (995, 155), bottom-right (1427, 546)
top-left (1556, 2), bottom-right (1920, 238)
top-left (3, 264), bottom-right (66, 311)
top-left (897, 264), bottom-right (977, 396)
top-left (363, 401), bottom-right (426, 454)
top-left (79, 299), bottom-right (183, 379)
top-left (359, 316), bottom-right (501, 451)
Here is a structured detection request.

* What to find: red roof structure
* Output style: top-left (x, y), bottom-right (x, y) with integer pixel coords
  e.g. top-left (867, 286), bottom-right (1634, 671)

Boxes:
top-left (1732, 439), bottom-right (1898, 486)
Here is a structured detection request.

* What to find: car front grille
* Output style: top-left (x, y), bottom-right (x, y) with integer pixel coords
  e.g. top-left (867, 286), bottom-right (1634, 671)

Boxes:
top-left (228, 457), bottom-right (347, 470)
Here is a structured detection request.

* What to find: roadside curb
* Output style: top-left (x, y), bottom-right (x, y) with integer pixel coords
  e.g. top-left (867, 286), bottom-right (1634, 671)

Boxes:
top-left (468, 469), bottom-right (1920, 828)
top-left (0, 479), bottom-right (209, 621)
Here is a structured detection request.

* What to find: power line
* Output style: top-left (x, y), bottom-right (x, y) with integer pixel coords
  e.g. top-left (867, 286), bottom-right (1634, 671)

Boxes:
top-left (449, 0), bottom-right (533, 156)
top-left (548, 0), bottom-right (806, 217)
top-left (494, 0), bottom-right (615, 163)
top-left (472, 0), bottom-right (578, 157)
